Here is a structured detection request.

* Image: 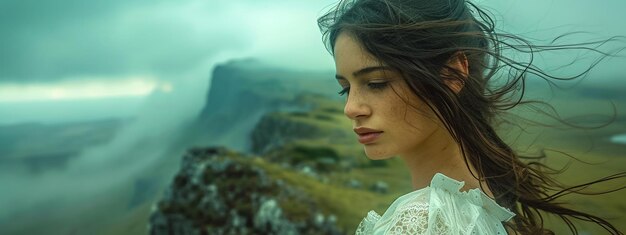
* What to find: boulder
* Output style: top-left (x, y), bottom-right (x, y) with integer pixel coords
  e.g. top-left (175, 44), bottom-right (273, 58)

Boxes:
top-left (149, 146), bottom-right (342, 235)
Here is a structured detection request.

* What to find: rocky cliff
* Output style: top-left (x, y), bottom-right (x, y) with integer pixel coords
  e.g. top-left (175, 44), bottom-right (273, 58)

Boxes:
top-left (182, 59), bottom-right (339, 152)
top-left (196, 59), bottom-right (336, 133)
top-left (149, 147), bottom-right (342, 235)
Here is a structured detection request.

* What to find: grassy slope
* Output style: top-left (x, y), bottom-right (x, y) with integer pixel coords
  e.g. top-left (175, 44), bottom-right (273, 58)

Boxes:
top-left (499, 90), bottom-right (626, 233)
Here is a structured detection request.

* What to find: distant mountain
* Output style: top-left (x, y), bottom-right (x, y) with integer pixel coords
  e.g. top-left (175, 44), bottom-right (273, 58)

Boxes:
top-left (179, 58), bottom-right (339, 152)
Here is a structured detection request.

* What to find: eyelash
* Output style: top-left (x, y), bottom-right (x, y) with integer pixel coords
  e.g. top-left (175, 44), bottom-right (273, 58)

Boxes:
top-left (337, 82), bottom-right (389, 96)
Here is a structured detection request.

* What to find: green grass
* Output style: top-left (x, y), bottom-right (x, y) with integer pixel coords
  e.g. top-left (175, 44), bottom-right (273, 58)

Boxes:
top-left (248, 156), bottom-right (410, 232)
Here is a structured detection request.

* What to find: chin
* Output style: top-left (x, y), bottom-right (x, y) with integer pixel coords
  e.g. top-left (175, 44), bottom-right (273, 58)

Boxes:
top-left (363, 146), bottom-right (395, 160)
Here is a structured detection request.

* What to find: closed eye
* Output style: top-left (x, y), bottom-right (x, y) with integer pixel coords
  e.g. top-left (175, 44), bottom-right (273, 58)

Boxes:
top-left (368, 82), bottom-right (388, 89)
top-left (337, 87), bottom-right (350, 96)
top-left (337, 82), bottom-right (389, 97)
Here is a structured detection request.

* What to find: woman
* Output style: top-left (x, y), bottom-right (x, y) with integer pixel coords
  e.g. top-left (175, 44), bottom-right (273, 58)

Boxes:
top-left (318, 0), bottom-right (625, 234)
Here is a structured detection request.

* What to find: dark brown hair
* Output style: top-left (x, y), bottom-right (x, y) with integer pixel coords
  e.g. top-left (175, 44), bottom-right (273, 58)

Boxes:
top-left (318, 0), bottom-right (626, 234)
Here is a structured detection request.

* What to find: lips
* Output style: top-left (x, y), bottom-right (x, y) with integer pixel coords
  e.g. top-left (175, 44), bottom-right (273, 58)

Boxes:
top-left (353, 127), bottom-right (383, 144)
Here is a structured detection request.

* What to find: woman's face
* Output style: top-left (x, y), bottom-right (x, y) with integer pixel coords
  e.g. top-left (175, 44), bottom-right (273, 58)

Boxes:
top-left (333, 32), bottom-right (443, 160)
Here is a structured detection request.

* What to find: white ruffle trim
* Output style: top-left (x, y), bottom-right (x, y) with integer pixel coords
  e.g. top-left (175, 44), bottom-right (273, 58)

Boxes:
top-left (356, 173), bottom-right (515, 235)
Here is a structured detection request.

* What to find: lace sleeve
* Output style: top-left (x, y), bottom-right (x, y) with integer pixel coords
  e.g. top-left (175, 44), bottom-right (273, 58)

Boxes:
top-left (385, 198), bottom-right (455, 235)
top-left (356, 211), bottom-right (380, 235)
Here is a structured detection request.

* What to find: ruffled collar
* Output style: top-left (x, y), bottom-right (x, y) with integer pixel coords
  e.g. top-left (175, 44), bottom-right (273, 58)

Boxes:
top-left (356, 173), bottom-right (516, 235)
top-left (426, 173), bottom-right (515, 221)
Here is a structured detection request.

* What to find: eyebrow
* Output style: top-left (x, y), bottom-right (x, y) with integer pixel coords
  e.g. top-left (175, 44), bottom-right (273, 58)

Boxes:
top-left (335, 66), bottom-right (393, 80)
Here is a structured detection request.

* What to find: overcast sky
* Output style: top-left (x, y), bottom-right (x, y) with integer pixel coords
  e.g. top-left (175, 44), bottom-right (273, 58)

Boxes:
top-left (0, 0), bottom-right (338, 81)
top-left (0, 0), bottom-right (624, 120)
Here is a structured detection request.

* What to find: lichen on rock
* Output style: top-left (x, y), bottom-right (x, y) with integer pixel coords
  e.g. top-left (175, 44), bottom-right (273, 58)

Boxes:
top-left (149, 146), bottom-right (342, 235)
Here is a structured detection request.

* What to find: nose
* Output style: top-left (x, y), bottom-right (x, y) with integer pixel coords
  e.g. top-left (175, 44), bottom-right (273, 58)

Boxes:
top-left (344, 89), bottom-right (371, 120)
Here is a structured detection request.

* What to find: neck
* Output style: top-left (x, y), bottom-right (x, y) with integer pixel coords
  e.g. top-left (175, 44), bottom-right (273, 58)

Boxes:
top-left (399, 126), bottom-right (485, 193)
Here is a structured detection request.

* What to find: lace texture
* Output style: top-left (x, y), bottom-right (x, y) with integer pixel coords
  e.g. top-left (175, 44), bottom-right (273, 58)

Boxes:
top-left (355, 173), bottom-right (515, 235)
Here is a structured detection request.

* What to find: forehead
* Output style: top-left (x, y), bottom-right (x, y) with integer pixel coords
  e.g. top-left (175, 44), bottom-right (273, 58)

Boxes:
top-left (333, 32), bottom-right (382, 75)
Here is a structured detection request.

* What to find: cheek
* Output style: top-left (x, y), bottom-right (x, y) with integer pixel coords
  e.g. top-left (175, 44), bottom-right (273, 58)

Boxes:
top-left (384, 84), bottom-right (424, 127)
top-left (394, 101), bottom-right (439, 139)
top-left (386, 98), bottom-right (423, 130)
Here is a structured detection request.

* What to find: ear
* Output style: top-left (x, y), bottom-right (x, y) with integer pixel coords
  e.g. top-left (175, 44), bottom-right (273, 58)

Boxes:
top-left (441, 52), bottom-right (469, 94)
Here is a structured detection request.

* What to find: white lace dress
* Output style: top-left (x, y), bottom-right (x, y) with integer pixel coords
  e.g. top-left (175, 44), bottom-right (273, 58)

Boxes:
top-left (356, 173), bottom-right (515, 235)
